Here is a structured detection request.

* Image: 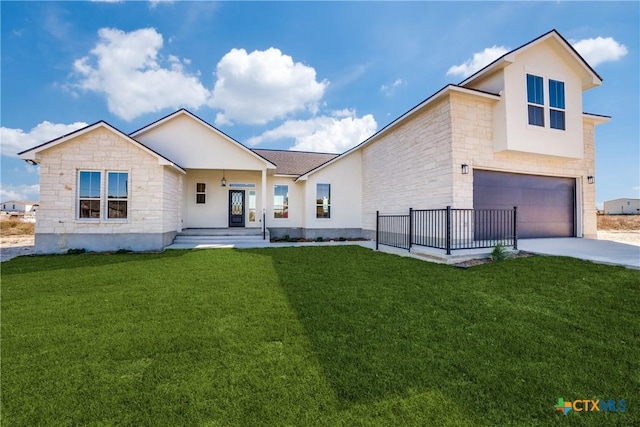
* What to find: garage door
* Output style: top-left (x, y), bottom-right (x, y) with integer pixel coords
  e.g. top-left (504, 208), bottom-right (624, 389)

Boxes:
top-left (473, 170), bottom-right (575, 238)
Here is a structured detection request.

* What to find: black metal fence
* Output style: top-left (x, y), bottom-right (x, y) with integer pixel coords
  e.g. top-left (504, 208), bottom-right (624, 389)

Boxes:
top-left (376, 206), bottom-right (517, 254)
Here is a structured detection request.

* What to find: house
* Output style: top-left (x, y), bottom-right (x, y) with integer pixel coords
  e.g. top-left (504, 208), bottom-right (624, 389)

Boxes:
top-left (1, 200), bottom-right (38, 214)
top-left (19, 30), bottom-right (610, 254)
top-left (603, 198), bottom-right (640, 215)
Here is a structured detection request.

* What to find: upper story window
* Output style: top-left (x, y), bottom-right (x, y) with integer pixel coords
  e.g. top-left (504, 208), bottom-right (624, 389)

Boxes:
top-left (316, 183), bottom-right (331, 219)
top-left (78, 171), bottom-right (101, 219)
top-left (526, 74), bottom-right (566, 131)
top-left (549, 79), bottom-right (565, 130)
top-left (273, 185), bottom-right (288, 218)
top-left (526, 74), bottom-right (544, 127)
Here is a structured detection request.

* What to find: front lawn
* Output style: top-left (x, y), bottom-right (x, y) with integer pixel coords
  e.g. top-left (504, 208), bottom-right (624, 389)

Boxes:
top-left (2, 247), bottom-right (638, 426)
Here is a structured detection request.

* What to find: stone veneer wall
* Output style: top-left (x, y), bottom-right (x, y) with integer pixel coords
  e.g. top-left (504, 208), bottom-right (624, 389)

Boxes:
top-left (361, 91), bottom-right (597, 238)
top-left (361, 98), bottom-right (454, 233)
top-left (35, 127), bottom-right (183, 253)
top-left (448, 92), bottom-right (597, 237)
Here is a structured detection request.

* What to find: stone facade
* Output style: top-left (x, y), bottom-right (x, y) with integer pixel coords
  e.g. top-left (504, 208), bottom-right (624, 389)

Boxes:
top-left (362, 98), bottom-right (454, 232)
top-left (35, 127), bottom-right (183, 253)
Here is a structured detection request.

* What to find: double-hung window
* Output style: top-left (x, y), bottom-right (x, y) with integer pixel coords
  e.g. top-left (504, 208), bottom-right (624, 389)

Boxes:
top-left (273, 185), bottom-right (288, 218)
top-left (549, 79), bottom-right (565, 130)
top-left (78, 170), bottom-right (129, 220)
top-left (526, 74), bottom-right (544, 127)
top-left (78, 171), bottom-right (101, 218)
top-left (196, 183), bottom-right (206, 204)
top-left (526, 73), bottom-right (566, 131)
top-left (316, 183), bottom-right (331, 218)
top-left (107, 172), bottom-right (128, 219)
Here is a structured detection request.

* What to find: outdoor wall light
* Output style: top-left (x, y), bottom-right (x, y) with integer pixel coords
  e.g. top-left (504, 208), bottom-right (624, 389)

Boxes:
top-left (461, 164), bottom-right (469, 174)
top-left (587, 176), bottom-right (595, 184)
top-left (221, 170), bottom-right (227, 187)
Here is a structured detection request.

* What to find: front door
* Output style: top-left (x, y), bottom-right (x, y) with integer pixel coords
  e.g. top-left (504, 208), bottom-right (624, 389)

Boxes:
top-left (229, 190), bottom-right (245, 227)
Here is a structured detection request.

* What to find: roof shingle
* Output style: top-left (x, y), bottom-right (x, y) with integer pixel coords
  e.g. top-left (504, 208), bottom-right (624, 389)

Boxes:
top-left (252, 149), bottom-right (338, 176)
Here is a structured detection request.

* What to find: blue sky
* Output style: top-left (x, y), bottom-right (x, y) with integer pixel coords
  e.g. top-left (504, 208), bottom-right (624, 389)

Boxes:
top-left (1, 1), bottom-right (638, 208)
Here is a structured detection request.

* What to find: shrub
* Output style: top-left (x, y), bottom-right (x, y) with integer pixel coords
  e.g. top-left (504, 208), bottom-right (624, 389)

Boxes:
top-left (67, 248), bottom-right (86, 255)
top-left (491, 243), bottom-right (510, 262)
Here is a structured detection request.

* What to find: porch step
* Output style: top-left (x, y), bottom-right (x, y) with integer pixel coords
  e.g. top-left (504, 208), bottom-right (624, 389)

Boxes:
top-left (170, 228), bottom-right (270, 247)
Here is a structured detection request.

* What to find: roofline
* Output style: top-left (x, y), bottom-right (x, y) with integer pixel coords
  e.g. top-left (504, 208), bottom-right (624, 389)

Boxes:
top-left (460, 29), bottom-right (602, 88)
top-left (582, 112), bottom-right (611, 124)
top-left (252, 147), bottom-right (339, 156)
top-left (18, 121), bottom-right (186, 174)
top-left (295, 85), bottom-right (499, 181)
top-left (130, 108), bottom-right (277, 169)
top-left (0, 200), bottom-right (39, 205)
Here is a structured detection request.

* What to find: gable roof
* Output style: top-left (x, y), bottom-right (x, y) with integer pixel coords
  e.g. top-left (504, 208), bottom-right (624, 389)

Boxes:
top-left (252, 149), bottom-right (338, 176)
top-left (130, 108), bottom-right (277, 170)
top-left (296, 84), bottom-right (500, 181)
top-left (18, 121), bottom-right (186, 173)
top-left (460, 29), bottom-right (602, 90)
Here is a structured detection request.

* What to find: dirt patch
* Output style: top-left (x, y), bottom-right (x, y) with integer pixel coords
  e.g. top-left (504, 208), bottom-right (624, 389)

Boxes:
top-left (0, 219), bottom-right (35, 236)
top-left (1, 235), bottom-right (35, 262)
top-left (597, 230), bottom-right (640, 247)
top-left (597, 214), bottom-right (640, 231)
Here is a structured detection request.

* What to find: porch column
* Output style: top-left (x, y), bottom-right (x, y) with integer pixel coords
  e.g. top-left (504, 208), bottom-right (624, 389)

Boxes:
top-left (261, 168), bottom-right (267, 225)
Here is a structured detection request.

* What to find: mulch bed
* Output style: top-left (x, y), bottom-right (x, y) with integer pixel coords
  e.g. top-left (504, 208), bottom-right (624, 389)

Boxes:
top-left (453, 251), bottom-right (536, 268)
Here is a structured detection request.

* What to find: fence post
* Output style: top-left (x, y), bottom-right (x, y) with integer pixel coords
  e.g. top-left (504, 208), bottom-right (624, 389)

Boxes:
top-left (408, 207), bottom-right (413, 251)
top-left (513, 206), bottom-right (518, 250)
top-left (376, 210), bottom-right (379, 251)
top-left (446, 205), bottom-right (451, 255)
top-left (263, 209), bottom-right (266, 240)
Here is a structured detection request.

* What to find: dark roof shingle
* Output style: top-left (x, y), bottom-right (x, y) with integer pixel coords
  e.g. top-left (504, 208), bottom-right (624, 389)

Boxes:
top-left (252, 149), bottom-right (338, 176)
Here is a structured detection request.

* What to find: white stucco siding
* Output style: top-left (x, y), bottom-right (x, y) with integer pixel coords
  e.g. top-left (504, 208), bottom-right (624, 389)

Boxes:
top-left (362, 98), bottom-right (454, 231)
top-left (34, 127), bottom-right (181, 251)
top-left (265, 177), bottom-right (304, 228)
top-left (135, 114), bottom-right (269, 170)
top-left (183, 170), bottom-right (263, 228)
top-left (303, 150), bottom-right (362, 230)
top-left (450, 92), bottom-right (598, 237)
top-left (499, 42), bottom-right (584, 159)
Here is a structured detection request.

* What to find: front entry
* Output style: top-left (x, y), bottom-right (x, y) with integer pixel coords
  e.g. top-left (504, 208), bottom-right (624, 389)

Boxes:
top-left (229, 190), bottom-right (245, 227)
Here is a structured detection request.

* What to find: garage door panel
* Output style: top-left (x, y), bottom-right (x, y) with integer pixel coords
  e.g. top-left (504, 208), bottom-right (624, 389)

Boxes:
top-left (474, 170), bottom-right (575, 238)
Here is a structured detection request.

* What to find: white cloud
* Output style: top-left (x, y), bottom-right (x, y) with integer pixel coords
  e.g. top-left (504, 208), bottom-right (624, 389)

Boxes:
top-left (571, 36), bottom-right (628, 67)
top-left (210, 47), bottom-right (328, 126)
top-left (71, 27), bottom-right (210, 121)
top-left (380, 78), bottom-right (405, 95)
top-left (247, 110), bottom-right (377, 153)
top-left (446, 45), bottom-right (509, 78)
top-left (149, 0), bottom-right (174, 8)
top-left (1, 121), bottom-right (88, 157)
top-left (0, 184), bottom-right (40, 202)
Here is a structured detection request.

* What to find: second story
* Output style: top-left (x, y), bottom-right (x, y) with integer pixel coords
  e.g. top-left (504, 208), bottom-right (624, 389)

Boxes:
top-left (460, 30), bottom-right (608, 159)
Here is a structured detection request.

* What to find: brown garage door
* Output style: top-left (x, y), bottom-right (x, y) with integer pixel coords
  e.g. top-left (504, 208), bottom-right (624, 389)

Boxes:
top-left (473, 170), bottom-right (575, 238)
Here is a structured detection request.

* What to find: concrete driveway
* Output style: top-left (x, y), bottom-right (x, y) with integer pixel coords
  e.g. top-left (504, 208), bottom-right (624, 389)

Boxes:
top-left (518, 238), bottom-right (640, 269)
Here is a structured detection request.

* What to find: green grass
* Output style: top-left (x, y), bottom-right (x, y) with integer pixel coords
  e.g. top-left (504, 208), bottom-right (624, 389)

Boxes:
top-left (1, 246), bottom-right (638, 426)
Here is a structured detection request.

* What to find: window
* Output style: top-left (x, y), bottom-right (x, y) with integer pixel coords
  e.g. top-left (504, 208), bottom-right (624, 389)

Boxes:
top-left (549, 79), bottom-right (565, 130)
top-left (274, 185), bottom-right (288, 218)
top-left (107, 172), bottom-right (128, 219)
top-left (526, 74), bottom-right (544, 127)
top-left (78, 171), bottom-right (101, 218)
top-left (249, 190), bottom-right (256, 222)
top-left (196, 183), bottom-right (206, 204)
top-left (316, 183), bottom-right (331, 218)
